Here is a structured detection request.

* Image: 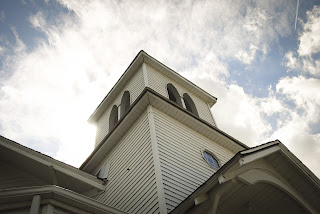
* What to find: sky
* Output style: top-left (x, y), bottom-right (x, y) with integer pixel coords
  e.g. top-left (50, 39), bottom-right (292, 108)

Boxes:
top-left (0, 0), bottom-right (319, 177)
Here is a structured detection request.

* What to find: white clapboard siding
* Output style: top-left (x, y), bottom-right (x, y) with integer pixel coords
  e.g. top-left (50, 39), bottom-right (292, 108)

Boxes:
top-left (0, 161), bottom-right (44, 189)
top-left (145, 64), bottom-right (216, 126)
top-left (152, 108), bottom-right (235, 212)
top-left (94, 111), bottom-right (159, 214)
top-left (95, 67), bottom-right (145, 146)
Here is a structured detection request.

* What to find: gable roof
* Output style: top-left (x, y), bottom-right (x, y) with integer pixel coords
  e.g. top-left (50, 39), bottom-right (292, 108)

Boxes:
top-left (88, 50), bottom-right (217, 123)
top-left (0, 135), bottom-right (104, 194)
top-left (171, 140), bottom-right (320, 213)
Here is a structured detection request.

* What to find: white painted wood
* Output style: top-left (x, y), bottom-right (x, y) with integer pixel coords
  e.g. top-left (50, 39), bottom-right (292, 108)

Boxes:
top-left (147, 105), bottom-right (168, 214)
top-left (142, 62), bottom-right (149, 87)
top-left (194, 194), bottom-right (209, 205)
top-left (152, 108), bottom-right (235, 212)
top-left (41, 204), bottom-right (54, 214)
top-left (29, 195), bottom-right (41, 214)
top-left (98, 162), bottom-right (111, 180)
top-left (94, 111), bottom-right (159, 213)
top-left (239, 146), bottom-right (280, 166)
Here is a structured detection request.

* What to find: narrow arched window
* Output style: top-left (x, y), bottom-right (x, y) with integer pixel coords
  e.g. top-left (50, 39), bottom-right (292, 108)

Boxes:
top-left (183, 93), bottom-right (199, 117)
top-left (109, 105), bottom-right (118, 132)
top-left (167, 83), bottom-right (183, 107)
top-left (120, 91), bottom-right (130, 118)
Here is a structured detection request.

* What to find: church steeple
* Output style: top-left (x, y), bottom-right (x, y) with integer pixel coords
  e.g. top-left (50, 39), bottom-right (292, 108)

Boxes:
top-left (80, 51), bottom-right (247, 213)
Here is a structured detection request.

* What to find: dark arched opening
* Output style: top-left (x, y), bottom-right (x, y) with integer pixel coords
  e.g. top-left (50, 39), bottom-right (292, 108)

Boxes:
top-left (167, 83), bottom-right (183, 107)
top-left (183, 93), bottom-right (199, 116)
top-left (120, 91), bottom-right (130, 118)
top-left (109, 105), bottom-right (118, 132)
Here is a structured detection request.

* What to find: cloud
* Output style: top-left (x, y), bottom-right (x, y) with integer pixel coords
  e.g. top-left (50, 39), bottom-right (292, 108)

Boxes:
top-left (0, 0), bottom-right (319, 180)
top-left (298, 6), bottom-right (320, 56)
top-left (275, 6), bottom-right (320, 175)
top-left (29, 11), bottom-right (46, 31)
top-left (10, 26), bottom-right (26, 54)
top-left (0, 11), bottom-right (5, 23)
top-left (285, 5), bottom-right (320, 77)
top-left (276, 76), bottom-right (320, 121)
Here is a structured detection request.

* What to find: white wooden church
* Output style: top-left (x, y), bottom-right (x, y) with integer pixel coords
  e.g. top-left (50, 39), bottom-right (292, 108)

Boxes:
top-left (0, 51), bottom-right (319, 214)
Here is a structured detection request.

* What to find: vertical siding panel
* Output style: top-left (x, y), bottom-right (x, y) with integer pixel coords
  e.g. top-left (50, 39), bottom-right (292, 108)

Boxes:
top-left (95, 67), bottom-right (145, 146)
top-left (94, 111), bottom-right (159, 214)
top-left (153, 108), bottom-right (235, 212)
top-left (145, 65), bottom-right (216, 126)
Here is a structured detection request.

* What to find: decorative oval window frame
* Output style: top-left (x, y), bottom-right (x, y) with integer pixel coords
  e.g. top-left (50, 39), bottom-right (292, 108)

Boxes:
top-left (201, 149), bottom-right (220, 169)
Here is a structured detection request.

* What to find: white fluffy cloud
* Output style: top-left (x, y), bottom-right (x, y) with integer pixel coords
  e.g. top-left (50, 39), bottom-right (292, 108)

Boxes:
top-left (285, 5), bottom-right (320, 76)
top-left (272, 6), bottom-right (320, 176)
top-left (298, 6), bottom-right (320, 56)
top-left (0, 0), bottom-right (319, 179)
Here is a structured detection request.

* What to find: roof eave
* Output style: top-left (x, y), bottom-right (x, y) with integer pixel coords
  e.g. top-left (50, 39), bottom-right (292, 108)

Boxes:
top-left (0, 185), bottom-right (125, 214)
top-left (0, 136), bottom-right (104, 192)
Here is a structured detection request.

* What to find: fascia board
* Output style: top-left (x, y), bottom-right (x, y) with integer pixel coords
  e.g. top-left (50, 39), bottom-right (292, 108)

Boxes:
top-left (240, 140), bottom-right (280, 155)
top-left (0, 136), bottom-right (104, 191)
top-left (239, 146), bottom-right (281, 166)
top-left (0, 185), bottom-right (125, 214)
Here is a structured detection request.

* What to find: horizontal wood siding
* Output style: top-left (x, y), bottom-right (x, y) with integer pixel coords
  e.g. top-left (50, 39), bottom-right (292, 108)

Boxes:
top-left (95, 67), bottom-right (145, 146)
top-left (146, 64), bottom-right (216, 126)
top-left (0, 161), bottom-right (44, 189)
top-left (95, 111), bottom-right (159, 214)
top-left (152, 108), bottom-right (235, 212)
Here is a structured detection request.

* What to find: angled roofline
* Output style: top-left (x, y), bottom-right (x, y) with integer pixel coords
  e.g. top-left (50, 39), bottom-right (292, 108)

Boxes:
top-left (0, 185), bottom-right (125, 214)
top-left (0, 135), bottom-right (104, 191)
top-left (171, 140), bottom-right (320, 213)
top-left (88, 50), bottom-right (217, 123)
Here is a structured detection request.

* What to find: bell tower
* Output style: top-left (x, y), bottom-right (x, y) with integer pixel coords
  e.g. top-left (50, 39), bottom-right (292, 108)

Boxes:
top-left (80, 51), bottom-right (247, 214)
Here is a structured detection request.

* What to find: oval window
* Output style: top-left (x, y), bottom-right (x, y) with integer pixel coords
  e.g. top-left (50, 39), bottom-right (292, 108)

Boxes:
top-left (203, 151), bottom-right (219, 169)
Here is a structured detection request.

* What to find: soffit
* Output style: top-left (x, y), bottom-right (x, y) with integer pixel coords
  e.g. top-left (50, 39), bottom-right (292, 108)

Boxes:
top-left (216, 182), bottom-right (309, 214)
top-left (0, 185), bottom-right (125, 214)
top-left (266, 151), bottom-right (320, 211)
top-left (0, 136), bottom-right (104, 193)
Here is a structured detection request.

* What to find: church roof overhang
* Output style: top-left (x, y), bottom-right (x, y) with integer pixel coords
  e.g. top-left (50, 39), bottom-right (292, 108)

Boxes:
top-left (81, 87), bottom-right (247, 173)
top-left (171, 140), bottom-right (320, 213)
top-left (0, 136), bottom-right (105, 194)
top-left (88, 50), bottom-right (217, 123)
top-left (0, 185), bottom-right (125, 214)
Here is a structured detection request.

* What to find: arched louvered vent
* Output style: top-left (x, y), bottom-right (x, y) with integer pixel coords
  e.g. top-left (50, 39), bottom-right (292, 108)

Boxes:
top-left (167, 83), bottom-right (183, 107)
top-left (109, 105), bottom-right (118, 132)
top-left (183, 93), bottom-right (199, 117)
top-left (120, 91), bottom-right (130, 118)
